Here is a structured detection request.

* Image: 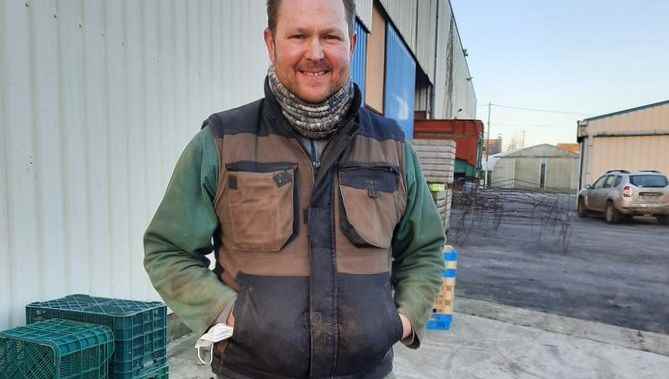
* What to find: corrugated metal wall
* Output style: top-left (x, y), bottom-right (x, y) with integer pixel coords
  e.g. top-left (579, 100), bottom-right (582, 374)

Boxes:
top-left (380, 0), bottom-right (417, 54)
top-left (433, 0), bottom-right (453, 118)
top-left (492, 155), bottom-right (578, 192)
top-left (588, 136), bottom-right (669, 185)
top-left (355, 0), bottom-right (373, 31)
top-left (384, 25), bottom-right (416, 138)
top-left (380, 0), bottom-right (437, 86)
top-left (427, 0), bottom-right (476, 119)
top-left (415, 0), bottom-right (438, 84)
top-left (0, 0), bottom-right (269, 330)
top-left (352, 19), bottom-right (368, 101)
top-left (415, 81), bottom-right (432, 115)
top-left (450, 22), bottom-right (476, 119)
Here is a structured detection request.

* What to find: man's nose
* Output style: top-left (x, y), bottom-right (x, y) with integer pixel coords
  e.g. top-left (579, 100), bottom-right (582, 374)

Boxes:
top-left (305, 38), bottom-right (325, 60)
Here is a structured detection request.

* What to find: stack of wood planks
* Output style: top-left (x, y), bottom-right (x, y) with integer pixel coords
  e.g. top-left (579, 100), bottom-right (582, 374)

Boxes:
top-left (412, 139), bottom-right (456, 232)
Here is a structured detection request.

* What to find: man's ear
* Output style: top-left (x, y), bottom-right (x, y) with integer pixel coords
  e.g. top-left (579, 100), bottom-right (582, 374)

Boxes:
top-left (264, 28), bottom-right (277, 65)
top-left (349, 32), bottom-right (357, 58)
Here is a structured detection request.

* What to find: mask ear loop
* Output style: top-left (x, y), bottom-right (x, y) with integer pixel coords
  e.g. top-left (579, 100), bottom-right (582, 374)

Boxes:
top-left (197, 344), bottom-right (214, 365)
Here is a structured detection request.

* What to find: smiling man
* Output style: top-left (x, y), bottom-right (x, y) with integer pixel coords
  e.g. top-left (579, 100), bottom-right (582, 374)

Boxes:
top-left (143, 0), bottom-right (444, 378)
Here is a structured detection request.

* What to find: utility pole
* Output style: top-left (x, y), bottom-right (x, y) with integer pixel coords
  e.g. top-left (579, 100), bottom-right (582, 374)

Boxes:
top-left (486, 102), bottom-right (492, 186)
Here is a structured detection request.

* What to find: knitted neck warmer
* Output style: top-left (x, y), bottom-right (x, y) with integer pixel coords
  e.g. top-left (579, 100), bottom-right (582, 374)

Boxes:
top-left (268, 66), bottom-right (354, 139)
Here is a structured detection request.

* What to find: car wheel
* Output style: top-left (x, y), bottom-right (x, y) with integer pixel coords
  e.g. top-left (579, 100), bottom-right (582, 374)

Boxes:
top-left (605, 202), bottom-right (621, 224)
top-left (577, 197), bottom-right (587, 218)
top-left (657, 215), bottom-right (669, 225)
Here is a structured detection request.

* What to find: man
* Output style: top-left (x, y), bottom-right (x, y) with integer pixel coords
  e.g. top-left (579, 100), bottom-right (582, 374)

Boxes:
top-left (144, 0), bottom-right (444, 378)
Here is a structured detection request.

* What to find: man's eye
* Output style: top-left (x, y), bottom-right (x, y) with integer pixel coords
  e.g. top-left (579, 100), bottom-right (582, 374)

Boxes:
top-left (291, 34), bottom-right (305, 39)
top-left (325, 35), bottom-right (341, 40)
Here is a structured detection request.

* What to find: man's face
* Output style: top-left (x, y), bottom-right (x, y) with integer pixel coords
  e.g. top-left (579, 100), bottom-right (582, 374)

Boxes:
top-left (265, 0), bottom-right (356, 104)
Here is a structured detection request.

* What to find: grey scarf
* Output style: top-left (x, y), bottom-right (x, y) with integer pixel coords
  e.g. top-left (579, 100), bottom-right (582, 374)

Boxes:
top-left (268, 66), bottom-right (354, 140)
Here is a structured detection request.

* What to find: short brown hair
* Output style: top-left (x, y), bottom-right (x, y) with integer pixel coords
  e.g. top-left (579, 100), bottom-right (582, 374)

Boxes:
top-left (267, 0), bottom-right (357, 37)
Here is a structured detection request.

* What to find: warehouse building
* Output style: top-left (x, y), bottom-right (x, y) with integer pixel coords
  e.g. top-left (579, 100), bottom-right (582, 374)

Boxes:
top-left (0, 0), bottom-right (476, 329)
top-left (490, 144), bottom-right (579, 193)
top-left (577, 100), bottom-right (669, 189)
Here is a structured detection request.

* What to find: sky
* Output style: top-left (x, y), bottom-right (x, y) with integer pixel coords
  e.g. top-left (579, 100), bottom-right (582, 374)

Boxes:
top-left (449, 0), bottom-right (669, 150)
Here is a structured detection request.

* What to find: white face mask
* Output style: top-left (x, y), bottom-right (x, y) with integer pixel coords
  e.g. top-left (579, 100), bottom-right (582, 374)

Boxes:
top-left (194, 323), bottom-right (234, 365)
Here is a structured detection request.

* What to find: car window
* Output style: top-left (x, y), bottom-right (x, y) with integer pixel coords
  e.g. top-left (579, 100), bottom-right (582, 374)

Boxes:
top-left (603, 175), bottom-right (616, 188)
top-left (630, 175), bottom-right (668, 188)
top-left (614, 176), bottom-right (623, 187)
top-left (593, 176), bottom-right (607, 189)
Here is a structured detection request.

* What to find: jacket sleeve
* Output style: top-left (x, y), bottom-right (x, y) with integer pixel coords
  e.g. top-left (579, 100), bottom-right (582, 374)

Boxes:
top-left (391, 141), bottom-right (446, 349)
top-left (144, 127), bottom-right (237, 336)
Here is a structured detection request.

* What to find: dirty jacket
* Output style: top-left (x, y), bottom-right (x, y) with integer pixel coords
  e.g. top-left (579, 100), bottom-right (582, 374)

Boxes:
top-left (144, 82), bottom-right (445, 379)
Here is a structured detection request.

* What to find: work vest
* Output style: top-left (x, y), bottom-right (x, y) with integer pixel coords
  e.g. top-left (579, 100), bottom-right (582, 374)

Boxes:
top-left (207, 82), bottom-right (408, 379)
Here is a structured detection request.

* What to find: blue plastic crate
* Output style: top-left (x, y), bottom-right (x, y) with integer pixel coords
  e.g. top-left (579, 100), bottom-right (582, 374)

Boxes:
top-left (26, 295), bottom-right (167, 379)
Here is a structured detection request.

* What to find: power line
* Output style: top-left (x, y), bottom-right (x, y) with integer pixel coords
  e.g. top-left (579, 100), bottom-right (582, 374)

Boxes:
top-left (493, 104), bottom-right (587, 115)
top-left (491, 123), bottom-right (569, 129)
top-left (478, 103), bottom-right (588, 116)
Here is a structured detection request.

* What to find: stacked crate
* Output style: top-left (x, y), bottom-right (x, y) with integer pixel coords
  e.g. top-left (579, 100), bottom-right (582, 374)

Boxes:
top-left (0, 318), bottom-right (114, 379)
top-left (412, 139), bottom-right (456, 232)
top-left (26, 295), bottom-right (168, 379)
top-left (426, 246), bottom-right (458, 331)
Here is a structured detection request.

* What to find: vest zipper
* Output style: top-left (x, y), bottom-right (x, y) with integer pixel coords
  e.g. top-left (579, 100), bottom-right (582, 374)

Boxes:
top-left (309, 139), bottom-right (321, 181)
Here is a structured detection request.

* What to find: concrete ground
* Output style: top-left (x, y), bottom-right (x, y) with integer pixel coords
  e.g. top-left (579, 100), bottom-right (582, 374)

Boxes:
top-left (450, 197), bottom-right (669, 335)
top-left (167, 299), bottom-right (669, 378)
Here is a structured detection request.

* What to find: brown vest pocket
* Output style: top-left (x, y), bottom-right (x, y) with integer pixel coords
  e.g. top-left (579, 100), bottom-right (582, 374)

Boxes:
top-left (222, 162), bottom-right (297, 252)
top-left (338, 164), bottom-right (404, 249)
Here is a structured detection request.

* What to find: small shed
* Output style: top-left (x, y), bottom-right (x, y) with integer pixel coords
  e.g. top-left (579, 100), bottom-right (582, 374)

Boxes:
top-left (491, 144), bottom-right (579, 192)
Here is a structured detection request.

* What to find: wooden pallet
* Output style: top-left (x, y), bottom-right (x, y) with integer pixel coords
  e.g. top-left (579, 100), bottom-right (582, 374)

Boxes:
top-left (413, 140), bottom-right (456, 184)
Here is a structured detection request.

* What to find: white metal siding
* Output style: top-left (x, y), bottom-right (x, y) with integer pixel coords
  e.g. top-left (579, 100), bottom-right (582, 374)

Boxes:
top-left (380, 0), bottom-right (418, 54)
top-left (431, 0), bottom-right (475, 120)
top-left (450, 23), bottom-right (476, 119)
top-left (432, 0), bottom-right (452, 118)
top-left (355, 0), bottom-right (373, 31)
top-left (415, 0), bottom-right (437, 84)
top-left (0, 0), bottom-right (269, 330)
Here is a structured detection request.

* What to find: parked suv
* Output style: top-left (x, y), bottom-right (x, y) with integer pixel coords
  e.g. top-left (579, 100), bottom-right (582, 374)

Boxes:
top-left (577, 170), bottom-right (669, 224)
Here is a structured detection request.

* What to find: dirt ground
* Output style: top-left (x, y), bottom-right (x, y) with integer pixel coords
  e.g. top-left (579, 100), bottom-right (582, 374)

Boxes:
top-left (449, 192), bottom-right (669, 335)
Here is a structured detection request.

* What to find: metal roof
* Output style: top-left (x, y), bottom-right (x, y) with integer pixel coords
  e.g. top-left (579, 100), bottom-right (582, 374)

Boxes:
top-left (582, 99), bottom-right (669, 122)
